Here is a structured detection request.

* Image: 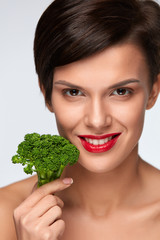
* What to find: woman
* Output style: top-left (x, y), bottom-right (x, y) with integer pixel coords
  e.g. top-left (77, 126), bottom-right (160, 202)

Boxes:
top-left (1, 0), bottom-right (160, 239)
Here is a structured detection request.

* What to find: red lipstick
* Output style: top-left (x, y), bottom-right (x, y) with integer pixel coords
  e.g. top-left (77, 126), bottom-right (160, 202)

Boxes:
top-left (78, 133), bottom-right (121, 153)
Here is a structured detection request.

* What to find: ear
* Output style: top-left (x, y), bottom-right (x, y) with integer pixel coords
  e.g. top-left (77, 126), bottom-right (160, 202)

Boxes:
top-left (39, 80), bottom-right (54, 113)
top-left (146, 74), bottom-right (160, 110)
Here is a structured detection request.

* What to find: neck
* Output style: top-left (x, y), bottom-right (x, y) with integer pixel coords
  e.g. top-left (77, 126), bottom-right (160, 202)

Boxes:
top-left (61, 147), bottom-right (142, 217)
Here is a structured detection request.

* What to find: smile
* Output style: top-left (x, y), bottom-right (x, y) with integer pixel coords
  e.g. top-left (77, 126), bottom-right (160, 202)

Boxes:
top-left (78, 133), bottom-right (121, 153)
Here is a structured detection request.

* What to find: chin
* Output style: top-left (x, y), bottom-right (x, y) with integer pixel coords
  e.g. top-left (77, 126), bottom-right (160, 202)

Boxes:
top-left (78, 155), bottom-right (122, 175)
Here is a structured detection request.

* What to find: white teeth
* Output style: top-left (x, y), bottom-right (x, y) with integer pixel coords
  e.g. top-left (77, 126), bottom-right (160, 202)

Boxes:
top-left (89, 138), bottom-right (93, 144)
top-left (85, 137), bottom-right (112, 145)
top-left (92, 139), bottom-right (99, 145)
top-left (104, 138), bottom-right (108, 143)
top-left (99, 139), bottom-right (105, 145)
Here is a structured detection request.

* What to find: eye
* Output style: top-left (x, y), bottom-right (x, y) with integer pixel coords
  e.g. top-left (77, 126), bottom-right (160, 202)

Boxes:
top-left (63, 89), bottom-right (83, 97)
top-left (112, 88), bottom-right (132, 96)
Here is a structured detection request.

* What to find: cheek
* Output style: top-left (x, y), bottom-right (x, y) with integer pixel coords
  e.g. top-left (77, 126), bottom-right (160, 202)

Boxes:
top-left (52, 98), bottom-right (83, 136)
top-left (113, 95), bottom-right (147, 136)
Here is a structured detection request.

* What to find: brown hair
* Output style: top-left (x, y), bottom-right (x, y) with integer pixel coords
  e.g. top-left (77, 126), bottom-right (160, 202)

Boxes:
top-left (34, 0), bottom-right (160, 104)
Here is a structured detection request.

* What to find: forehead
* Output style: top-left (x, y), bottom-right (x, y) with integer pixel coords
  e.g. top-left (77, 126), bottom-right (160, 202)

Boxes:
top-left (54, 43), bottom-right (150, 86)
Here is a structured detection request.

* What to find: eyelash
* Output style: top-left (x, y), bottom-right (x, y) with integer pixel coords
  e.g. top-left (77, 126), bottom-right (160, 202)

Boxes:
top-left (62, 89), bottom-right (84, 97)
top-left (111, 88), bottom-right (133, 96)
top-left (62, 88), bottom-right (133, 97)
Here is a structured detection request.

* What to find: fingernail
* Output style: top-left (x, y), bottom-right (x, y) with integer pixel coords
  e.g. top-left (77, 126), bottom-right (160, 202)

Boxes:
top-left (63, 178), bottom-right (73, 185)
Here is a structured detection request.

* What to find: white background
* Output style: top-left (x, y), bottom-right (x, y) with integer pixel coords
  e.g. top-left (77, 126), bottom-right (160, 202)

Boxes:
top-left (1, 0), bottom-right (160, 187)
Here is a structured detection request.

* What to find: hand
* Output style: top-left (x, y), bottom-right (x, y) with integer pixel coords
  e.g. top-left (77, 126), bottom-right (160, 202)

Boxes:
top-left (13, 178), bottom-right (73, 240)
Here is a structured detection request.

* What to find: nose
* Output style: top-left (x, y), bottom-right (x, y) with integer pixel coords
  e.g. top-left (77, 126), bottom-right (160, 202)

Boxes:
top-left (84, 97), bottom-right (112, 130)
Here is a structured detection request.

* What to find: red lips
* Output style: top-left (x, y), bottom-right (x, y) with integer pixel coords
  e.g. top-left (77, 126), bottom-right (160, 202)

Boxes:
top-left (78, 133), bottom-right (121, 153)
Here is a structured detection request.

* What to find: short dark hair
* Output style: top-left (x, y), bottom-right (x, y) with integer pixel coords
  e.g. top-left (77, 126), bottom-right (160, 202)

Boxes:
top-left (34, 0), bottom-right (160, 104)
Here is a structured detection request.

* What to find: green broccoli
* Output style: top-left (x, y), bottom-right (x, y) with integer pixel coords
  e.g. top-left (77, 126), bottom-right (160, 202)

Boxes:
top-left (12, 133), bottom-right (80, 187)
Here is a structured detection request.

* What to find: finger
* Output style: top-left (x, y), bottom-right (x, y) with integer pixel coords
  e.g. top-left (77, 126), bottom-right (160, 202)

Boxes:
top-left (50, 219), bottom-right (65, 239)
top-left (40, 206), bottom-right (62, 226)
top-left (20, 178), bottom-right (73, 209)
top-left (31, 182), bottom-right (38, 193)
top-left (29, 195), bottom-right (64, 218)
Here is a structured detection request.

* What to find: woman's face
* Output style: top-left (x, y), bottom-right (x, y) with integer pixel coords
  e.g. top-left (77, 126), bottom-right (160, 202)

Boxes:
top-left (49, 44), bottom-right (157, 173)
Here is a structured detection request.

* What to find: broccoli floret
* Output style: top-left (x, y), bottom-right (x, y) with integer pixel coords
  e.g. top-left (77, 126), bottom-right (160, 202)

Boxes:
top-left (12, 133), bottom-right (80, 187)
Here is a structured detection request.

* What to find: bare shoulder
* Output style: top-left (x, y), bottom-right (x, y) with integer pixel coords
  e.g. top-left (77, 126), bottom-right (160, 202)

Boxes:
top-left (0, 175), bottom-right (37, 205)
top-left (0, 176), bottom-right (37, 240)
top-left (140, 160), bottom-right (160, 217)
top-left (141, 159), bottom-right (160, 189)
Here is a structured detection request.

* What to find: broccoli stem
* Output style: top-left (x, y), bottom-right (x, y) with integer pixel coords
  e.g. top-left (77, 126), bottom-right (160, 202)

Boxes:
top-left (56, 164), bottom-right (65, 179)
top-left (37, 170), bottom-right (55, 187)
top-left (37, 165), bottom-right (66, 187)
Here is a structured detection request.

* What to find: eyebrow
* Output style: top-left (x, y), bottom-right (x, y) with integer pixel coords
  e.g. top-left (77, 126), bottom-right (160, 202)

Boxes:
top-left (54, 80), bottom-right (85, 91)
top-left (54, 79), bottom-right (141, 90)
top-left (108, 79), bottom-right (141, 89)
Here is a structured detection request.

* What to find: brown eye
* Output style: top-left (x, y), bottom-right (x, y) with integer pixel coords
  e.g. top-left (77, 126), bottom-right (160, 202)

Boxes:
top-left (65, 89), bottom-right (82, 96)
top-left (117, 88), bottom-right (127, 95)
top-left (112, 88), bottom-right (131, 96)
